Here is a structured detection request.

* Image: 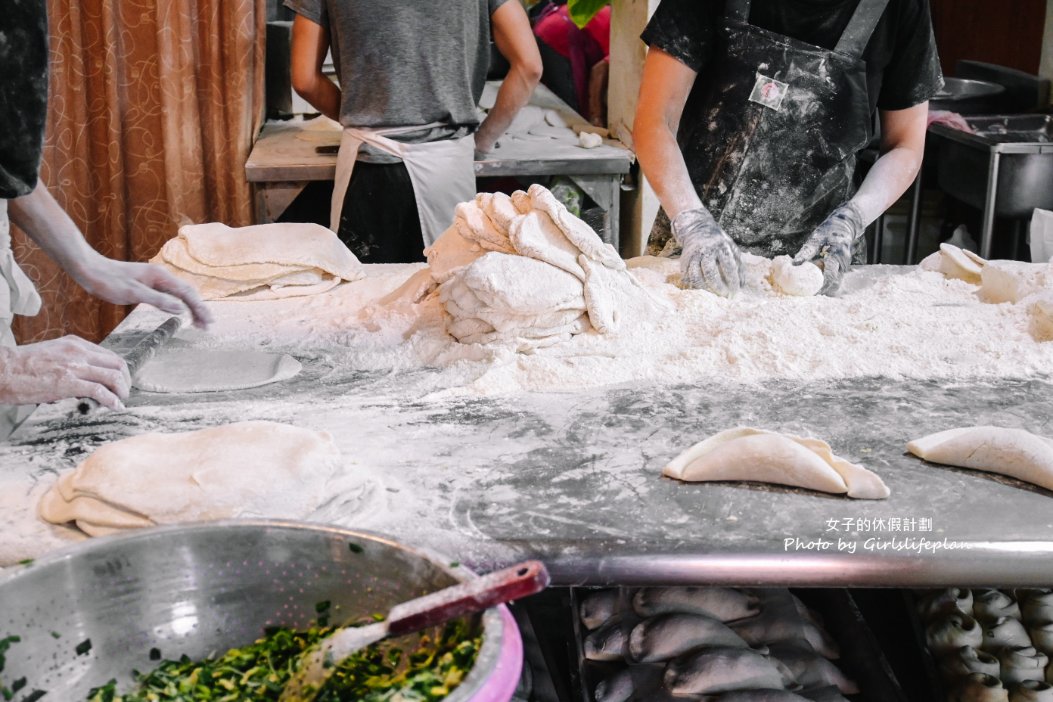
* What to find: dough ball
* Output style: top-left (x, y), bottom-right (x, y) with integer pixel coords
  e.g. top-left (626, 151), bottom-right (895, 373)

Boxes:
top-left (770, 256), bottom-right (823, 296)
top-left (578, 132), bottom-right (602, 149)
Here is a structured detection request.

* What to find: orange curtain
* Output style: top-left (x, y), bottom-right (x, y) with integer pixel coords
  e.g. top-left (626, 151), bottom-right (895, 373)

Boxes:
top-left (12, 0), bottom-right (265, 343)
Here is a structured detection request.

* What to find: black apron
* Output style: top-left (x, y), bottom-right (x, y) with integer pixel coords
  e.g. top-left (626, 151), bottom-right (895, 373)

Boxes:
top-left (648, 0), bottom-right (889, 261)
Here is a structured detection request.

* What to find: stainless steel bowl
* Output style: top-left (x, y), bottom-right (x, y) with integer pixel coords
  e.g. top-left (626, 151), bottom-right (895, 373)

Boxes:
top-left (932, 77), bottom-right (1006, 115)
top-left (0, 520), bottom-right (521, 701)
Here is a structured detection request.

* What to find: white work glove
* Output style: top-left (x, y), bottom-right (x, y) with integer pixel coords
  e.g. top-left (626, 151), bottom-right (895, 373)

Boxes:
top-left (671, 207), bottom-right (743, 297)
top-left (0, 336), bottom-right (131, 410)
top-left (793, 202), bottom-right (865, 296)
top-left (74, 256), bottom-right (213, 329)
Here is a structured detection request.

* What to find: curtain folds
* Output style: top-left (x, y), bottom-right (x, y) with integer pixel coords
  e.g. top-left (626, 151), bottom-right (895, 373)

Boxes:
top-left (13, 0), bottom-right (265, 343)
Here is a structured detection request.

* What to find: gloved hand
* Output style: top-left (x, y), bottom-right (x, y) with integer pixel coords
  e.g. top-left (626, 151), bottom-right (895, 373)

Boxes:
top-left (671, 207), bottom-right (742, 296)
top-left (793, 202), bottom-right (865, 296)
top-left (73, 256), bottom-right (213, 329)
top-left (0, 336), bottom-right (130, 410)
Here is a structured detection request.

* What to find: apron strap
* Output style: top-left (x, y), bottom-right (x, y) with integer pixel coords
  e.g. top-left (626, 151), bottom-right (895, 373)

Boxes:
top-left (725, 0), bottom-right (751, 24)
top-left (835, 0), bottom-right (892, 58)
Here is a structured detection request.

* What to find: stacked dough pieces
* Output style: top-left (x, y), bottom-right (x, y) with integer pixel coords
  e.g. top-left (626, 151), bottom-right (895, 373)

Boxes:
top-left (39, 421), bottom-right (340, 537)
top-left (152, 222), bottom-right (364, 300)
top-left (426, 185), bottom-right (657, 350)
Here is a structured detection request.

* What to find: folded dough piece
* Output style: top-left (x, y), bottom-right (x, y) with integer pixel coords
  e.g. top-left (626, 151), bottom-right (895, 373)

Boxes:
top-left (178, 222), bottom-right (363, 280)
top-left (152, 222), bottom-right (363, 300)
top-left (919, 243), bottom-right (986, 284)
top-left (664, 427), bottom-right (889, 500)
top-left (158, 236), bottom-right (313, 282)
top-left (511, 189), bottom-right (533, 214)
top-left (907, 426), bottom-right (1053, 492)
top-left (425, 223), bottom-right (486, 284)
top-left (454, 201), bottom-right (516, 253)
top-left (528, 183), bottom-right (625, 270)
top-left (478, 192), bottom-right (522, 234)
top-left (222, 275), bottom-right (341, 301)
top-left (509, 210), bottom-right (587, 280)
top-left (39, 421), bottom-right (340, 537)
top-left (980, 260), bottom-right (1053, 304)
top-left (453, 251), bottom-right (586, 315)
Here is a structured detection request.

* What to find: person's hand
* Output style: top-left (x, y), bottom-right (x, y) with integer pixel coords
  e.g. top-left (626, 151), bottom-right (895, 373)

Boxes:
top-left (671, 207), bottom-right (742, 296)
top-left (0, 336), bottom-right (130, 410)
top-left (73, 256), bottom-right (213, 329)
top-left (793, 202), bottom-right (865, 296)
top-left (473, 131), bottom-right (499, 160)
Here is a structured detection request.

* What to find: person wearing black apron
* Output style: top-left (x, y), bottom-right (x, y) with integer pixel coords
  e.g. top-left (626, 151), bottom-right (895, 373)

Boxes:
top-left (0, 2), bottom-right (211, 439)
top-left (635, 0), bottom-right (943, 296)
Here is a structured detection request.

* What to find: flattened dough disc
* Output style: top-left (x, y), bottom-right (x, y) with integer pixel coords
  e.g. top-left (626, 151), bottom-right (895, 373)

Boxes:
top-left (135, 349), bottom-right (302, 393)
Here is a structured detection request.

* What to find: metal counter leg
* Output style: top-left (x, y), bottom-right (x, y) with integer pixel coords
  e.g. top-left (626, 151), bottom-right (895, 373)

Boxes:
top-left (980, 151), bottom-right (1002, 260)
top-left (905, 173), bottom-right (923, 264)
top-left (569, 174), bottom-right (622, 249)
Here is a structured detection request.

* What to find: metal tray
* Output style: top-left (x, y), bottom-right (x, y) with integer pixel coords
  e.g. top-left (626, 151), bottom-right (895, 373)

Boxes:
top-left (570, 587), bottom-right (908, 702)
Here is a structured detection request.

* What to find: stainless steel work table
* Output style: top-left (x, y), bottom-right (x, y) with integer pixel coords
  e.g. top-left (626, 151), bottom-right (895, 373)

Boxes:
top-left (4, 274), bottom-right (1053, 588)
top-left (245, 82), bottom-right (633, 246)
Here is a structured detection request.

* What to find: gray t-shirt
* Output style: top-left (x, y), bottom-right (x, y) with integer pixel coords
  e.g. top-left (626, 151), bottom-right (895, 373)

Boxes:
top-left (284, 0), bottom-right (509, 162)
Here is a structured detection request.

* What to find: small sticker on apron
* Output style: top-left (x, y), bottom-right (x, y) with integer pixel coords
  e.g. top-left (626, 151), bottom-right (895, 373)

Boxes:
top-left (749, 74), bottom-right (788, 111)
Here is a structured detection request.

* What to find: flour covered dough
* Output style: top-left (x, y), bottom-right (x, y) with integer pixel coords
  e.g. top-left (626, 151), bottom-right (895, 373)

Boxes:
top-left (152, 221), bottom-right (363, 300)
top-left (664, 427), bottom-right (890, 499)
top-left (920, 243), bottom-right (986, 284)
top-left (907, 426), bottom-right (1053, 492)
top-left (134, 349), bottom-right (302, 393)
top-left (39, 421), bottom-right (340, 537)
top-left (770, 256), bottom-right (824, 297)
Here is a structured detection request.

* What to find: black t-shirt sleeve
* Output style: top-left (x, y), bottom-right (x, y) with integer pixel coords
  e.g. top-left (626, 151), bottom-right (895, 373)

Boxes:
top-left (641, 0), bottom-right (721, 73)
top-left (875, 0), bottom-right (944, 110)
top-left (0, 1), bottom-right (49, 199)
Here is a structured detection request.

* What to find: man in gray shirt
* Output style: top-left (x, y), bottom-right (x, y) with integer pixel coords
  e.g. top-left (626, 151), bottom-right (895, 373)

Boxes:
top-left (286, 0), bottom-right (541, 263)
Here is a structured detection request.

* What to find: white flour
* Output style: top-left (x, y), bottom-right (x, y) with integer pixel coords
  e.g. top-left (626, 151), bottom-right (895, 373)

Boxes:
top-left (161, 257), bottom-right (1053, 398)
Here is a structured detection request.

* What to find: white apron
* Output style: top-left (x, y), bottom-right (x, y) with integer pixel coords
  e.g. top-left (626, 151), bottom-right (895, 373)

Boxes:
top-left (0, 199), bottom-right (43, 439)
top-left (330, 125), bottom-right (477, 248)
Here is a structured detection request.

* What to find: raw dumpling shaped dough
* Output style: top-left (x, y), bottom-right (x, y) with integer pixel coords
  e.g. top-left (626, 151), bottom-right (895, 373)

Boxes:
top-left (919, 243), bottom-right (986, 284)
top-left (907, 426), bottom-right (1053, 492)
top-left (1011, 680), bottom-right (1053, 702)
top-left (950, 673), bottom-right (1009, 702)
top-left (664, 427), bottom-right (889, 500)
top-left (39, 421), bottom-right (340, 537)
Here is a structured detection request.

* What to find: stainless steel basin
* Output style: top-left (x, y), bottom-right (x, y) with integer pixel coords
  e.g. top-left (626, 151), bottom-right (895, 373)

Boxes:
top-left (0, 521), bottom-right (522, 701)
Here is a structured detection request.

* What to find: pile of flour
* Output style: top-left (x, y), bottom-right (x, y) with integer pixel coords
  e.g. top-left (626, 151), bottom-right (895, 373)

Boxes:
top-left (151, 251), bottom-right (1053, 398)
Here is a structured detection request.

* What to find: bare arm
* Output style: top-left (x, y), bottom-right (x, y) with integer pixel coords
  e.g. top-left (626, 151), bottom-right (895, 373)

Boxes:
top-left (290, 15), bottom-right (341, 122)
top-left (8, 181), bottom-right (212, 328)
top-left (849, 102), bottom-right (929, 225)
top-left (475, 1), bottom-right (542, 155)
top-left (633, 48), bottom-right (704, 219)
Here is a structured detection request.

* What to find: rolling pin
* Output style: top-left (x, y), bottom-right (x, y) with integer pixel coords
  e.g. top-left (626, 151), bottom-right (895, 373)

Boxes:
top-left (76, 316), bottom-right (184, 415)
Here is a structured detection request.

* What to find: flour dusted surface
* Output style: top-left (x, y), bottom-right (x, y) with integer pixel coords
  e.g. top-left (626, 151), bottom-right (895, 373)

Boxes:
top-left (154, 258), bottom-right (1053, 396)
